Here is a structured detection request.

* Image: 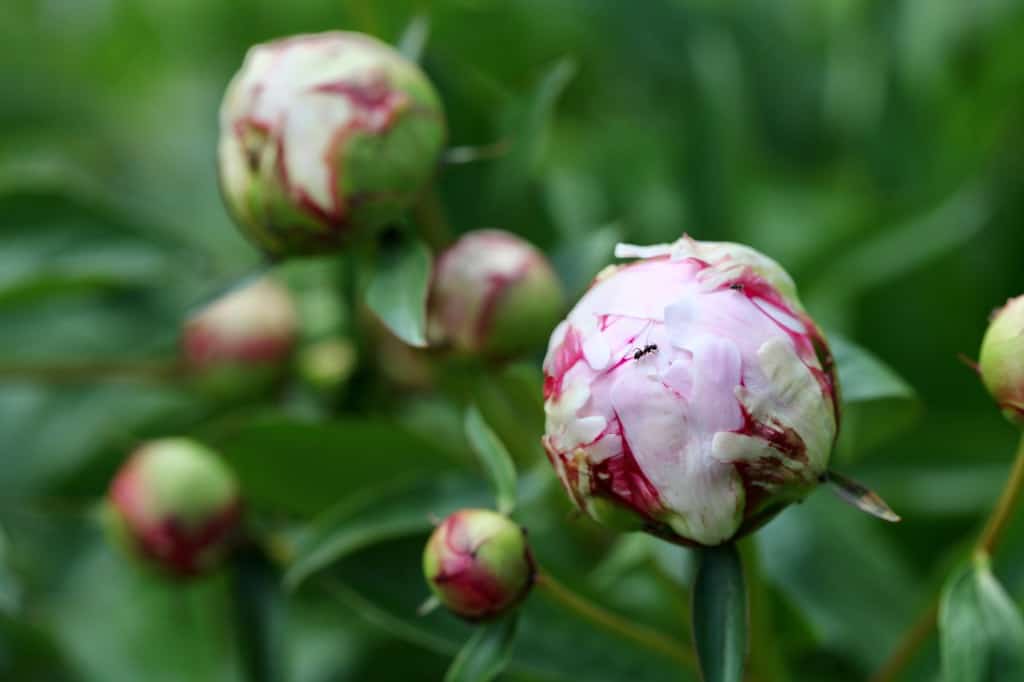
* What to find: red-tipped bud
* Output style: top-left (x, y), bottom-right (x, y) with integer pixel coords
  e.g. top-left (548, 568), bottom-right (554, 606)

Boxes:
top-left (106, 438), bottom-right (242, 578)
top-left (182, 277), bottom-right (298, 397)
top-left (422, 509), bottom-right (535, 621)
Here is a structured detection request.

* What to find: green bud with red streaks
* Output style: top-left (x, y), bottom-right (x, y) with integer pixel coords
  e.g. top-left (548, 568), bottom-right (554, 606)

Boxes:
top-left (219, 31), bottom-right (446, 257)
top-left (422, 509), bottom-right (535, 621)
top-left (105, 438), bottom-right (241, 579)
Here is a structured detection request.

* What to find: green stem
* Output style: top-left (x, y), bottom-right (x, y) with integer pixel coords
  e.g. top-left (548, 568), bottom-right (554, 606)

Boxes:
top-left (535, 570), bottom-right (695, 669)
top-left (230, 546), bottom-right (284, 682)
top-left (871, 432), bottom-right (1024, 682)
top-left (0, 359), bottom-right (182, 384)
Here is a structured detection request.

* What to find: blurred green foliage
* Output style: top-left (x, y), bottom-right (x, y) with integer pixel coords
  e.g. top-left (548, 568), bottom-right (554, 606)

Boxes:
top-left (3, 0), bottom-right (1024, 680)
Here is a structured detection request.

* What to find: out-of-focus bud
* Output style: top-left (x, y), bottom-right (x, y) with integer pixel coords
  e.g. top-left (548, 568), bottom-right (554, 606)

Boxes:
top-left (979, 295), bottom-right (1024, 426)
top-left (106, 438), bottom-right (242, 578)
top-left (422, 509), bottom-right (535, 621)
top-left (219, 31), bottom-right (446, 257)
top-left (542, 236), bottom-right (839, 546)
top-left (182, 277), bottom-right (298, 397)
top-left (297, 337), bottom-right (356, 393)
top-left (428, 230), bottom-right (563, 357)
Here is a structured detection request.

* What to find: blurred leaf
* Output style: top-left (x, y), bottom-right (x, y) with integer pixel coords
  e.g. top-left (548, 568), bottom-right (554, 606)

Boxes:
top-left (552, 223), bottom-right (622, 297)
top-left (284, 475), bottom-right (490, 590)
top-left (206, 414), bottom-right (462, 517)
top-left (692, 544), bottom-right (747, 682)
top-left (365, 237), bottom-right (431, 348)
top-left (464, 405), bottom-right (518, 515)
top-left (939, 557), bottom-right (1024, 682)
top-left (807, 183), bottom-right (991, 305)
top-left (445, 615), bottom-right (518, 682)
top-left (492, 58), bottom-right (577, 207)
top-left (230, 549), bottom-right (286, 682)
top-left (0, 611), bottom-right (75, 681)
top-left (831, 333), bottom-right (921, 460)
top-left (398, 14), bottom-right (430, 63)
top-left (757, 493), bottom-right (921, 668)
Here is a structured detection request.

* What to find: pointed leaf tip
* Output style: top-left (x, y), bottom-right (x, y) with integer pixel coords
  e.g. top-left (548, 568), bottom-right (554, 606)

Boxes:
top-left (825, 469), bottom-right (901, 522)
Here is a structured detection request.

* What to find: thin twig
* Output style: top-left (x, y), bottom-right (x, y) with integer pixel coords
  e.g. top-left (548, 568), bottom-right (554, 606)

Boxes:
top-left (535, 570), bottom-right (695, 669)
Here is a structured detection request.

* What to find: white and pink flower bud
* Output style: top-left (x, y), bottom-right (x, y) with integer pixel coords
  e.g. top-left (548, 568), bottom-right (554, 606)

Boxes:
top-left (428, 230), bottom-right (563, 357)
top-left (219, 32), bottom-right (445, 257)
top-left (979, 295), bottom-right (1024, 426)
top-left (106, 439), bottom-right (242, 578)
top-left (182, 277), bottom-right (298, 396)
top-left (423, 509), bottom-right (535, 621)
top-left (541, 236), bottom-right (839, 546)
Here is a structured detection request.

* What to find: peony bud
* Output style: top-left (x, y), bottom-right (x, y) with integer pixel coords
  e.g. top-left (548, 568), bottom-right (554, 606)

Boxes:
top-left (423, 509), bottom-right (535, 621)
top-left (428, 230), bottom-right (563, 357)
top-left (978, 295), bottom-right (1024, 426)
top-left (182, 277), bottom-right (298, 397)
top-left (541, 236), bottom-right (839, 546)
top-left (297, 337), bottom-right (356, 393)
top-left (106, 438), bottom-right (241, 578)
top-left (219, 31), bottom-right (446, 257)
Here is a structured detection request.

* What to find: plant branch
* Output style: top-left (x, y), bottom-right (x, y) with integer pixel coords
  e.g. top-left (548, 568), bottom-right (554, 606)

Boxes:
top-left (534, 570), bottom-right (694, 669)
top-left (870, 432), bottom-right (1024, 682)
top-left (0, 359), bottom-right (182, 384)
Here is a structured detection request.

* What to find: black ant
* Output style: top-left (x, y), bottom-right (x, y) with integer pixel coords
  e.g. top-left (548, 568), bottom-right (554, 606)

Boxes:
top-left (632, 344), bottom-right (658, 361)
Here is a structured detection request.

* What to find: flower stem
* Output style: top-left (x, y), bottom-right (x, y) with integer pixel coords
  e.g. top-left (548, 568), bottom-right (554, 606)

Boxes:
top-left (534, 570), bottom-right (695, 669)
top-left (871, 432), bottom-right (1024, 682)
top-left (0, 359), bottom-right (181, 384)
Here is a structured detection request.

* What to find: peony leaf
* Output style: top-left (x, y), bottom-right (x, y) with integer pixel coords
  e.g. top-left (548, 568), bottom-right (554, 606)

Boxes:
top-left (464, 405), bottom-right (518, 515)
top-left (939, 557), bottom-right (1024, 682)
top-left (444, 615), bottom-right (518, 682)
top-left (365, 236), bottom-right (432, 348)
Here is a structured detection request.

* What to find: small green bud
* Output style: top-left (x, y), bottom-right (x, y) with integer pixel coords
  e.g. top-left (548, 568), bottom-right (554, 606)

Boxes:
top-left (422, 509), bottom-right (535, 621)
top-left (979, 295), bottom-right (1024, 426)
top-left (219, 31), bottom-right (446, 257)
top-left (106, 439), bottom-right (241, 578)
top-left (297, 337), bottom-right (356, 393)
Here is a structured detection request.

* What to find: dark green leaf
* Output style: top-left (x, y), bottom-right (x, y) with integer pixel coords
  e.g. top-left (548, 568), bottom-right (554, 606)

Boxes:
top-left (445, 615), bottom-right (519, 682)
top-left (830, 333), bottom-right (920, 460)
top-left (939, 557), bottom-right (1024, 682)
top-left (464, 405), bottom-right (518, 515)
top-left (692, 543), bottom-right (747, 682)
top-left (365, 237), bottom-right (432, 348)
top-left (284, 475), bottom-right (491, 590)
top-left (205, 414), bottom-right (458, 517)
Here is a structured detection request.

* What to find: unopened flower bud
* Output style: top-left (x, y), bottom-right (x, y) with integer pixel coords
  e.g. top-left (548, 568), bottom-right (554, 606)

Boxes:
top-left (542, 236), bottom-right (839, 546)
top-left (219, 31), bottom-right (446, 257)
top-left (422, 509), bottom-right (535, 621)
top-left (106, 439), bottom-right (241, 578)
top-left (428, 230), bottom-right (563, 356)
top-left (979, 295), bottom-right (1024, 426)
top-left (183, 277), bottom-right (298, 397)
top-left (297, 338), bottom-right (356, 393)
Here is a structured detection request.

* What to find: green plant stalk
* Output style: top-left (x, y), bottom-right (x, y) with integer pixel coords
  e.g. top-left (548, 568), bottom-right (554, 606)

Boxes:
top-left (230, 546), bottom-right (285, 682)
top-left (535, 570), bottom-right (695, 669)
top-left (871, 432), bottom-right (1024, 682)
top-left (0, 359), bottom-right (181, 383)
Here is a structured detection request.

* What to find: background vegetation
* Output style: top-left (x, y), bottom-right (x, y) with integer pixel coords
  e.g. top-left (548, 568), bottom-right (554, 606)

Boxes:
top-left (3, 1), bottom-right (1024, 680)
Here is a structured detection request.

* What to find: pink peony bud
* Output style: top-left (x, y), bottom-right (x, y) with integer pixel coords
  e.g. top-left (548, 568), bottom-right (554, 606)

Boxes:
top-left (979, 295), bottom-right (1024, 426)
top-left (182, 277), bottom-right (298, 396)
top-left (541, 236), bottom-right (839, 546)
top-left (422, 509), bottom-right (535, 621)
top-left (428, 230), bottom-right (563, 356)
top-left (106, 439), bottom-right (242, 578)
top-left (219, 31), bottom-right (446, 257)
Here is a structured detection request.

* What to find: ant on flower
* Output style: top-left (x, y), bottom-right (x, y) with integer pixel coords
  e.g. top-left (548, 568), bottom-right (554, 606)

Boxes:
top-left (631, 344), bottom-right (658, 361)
